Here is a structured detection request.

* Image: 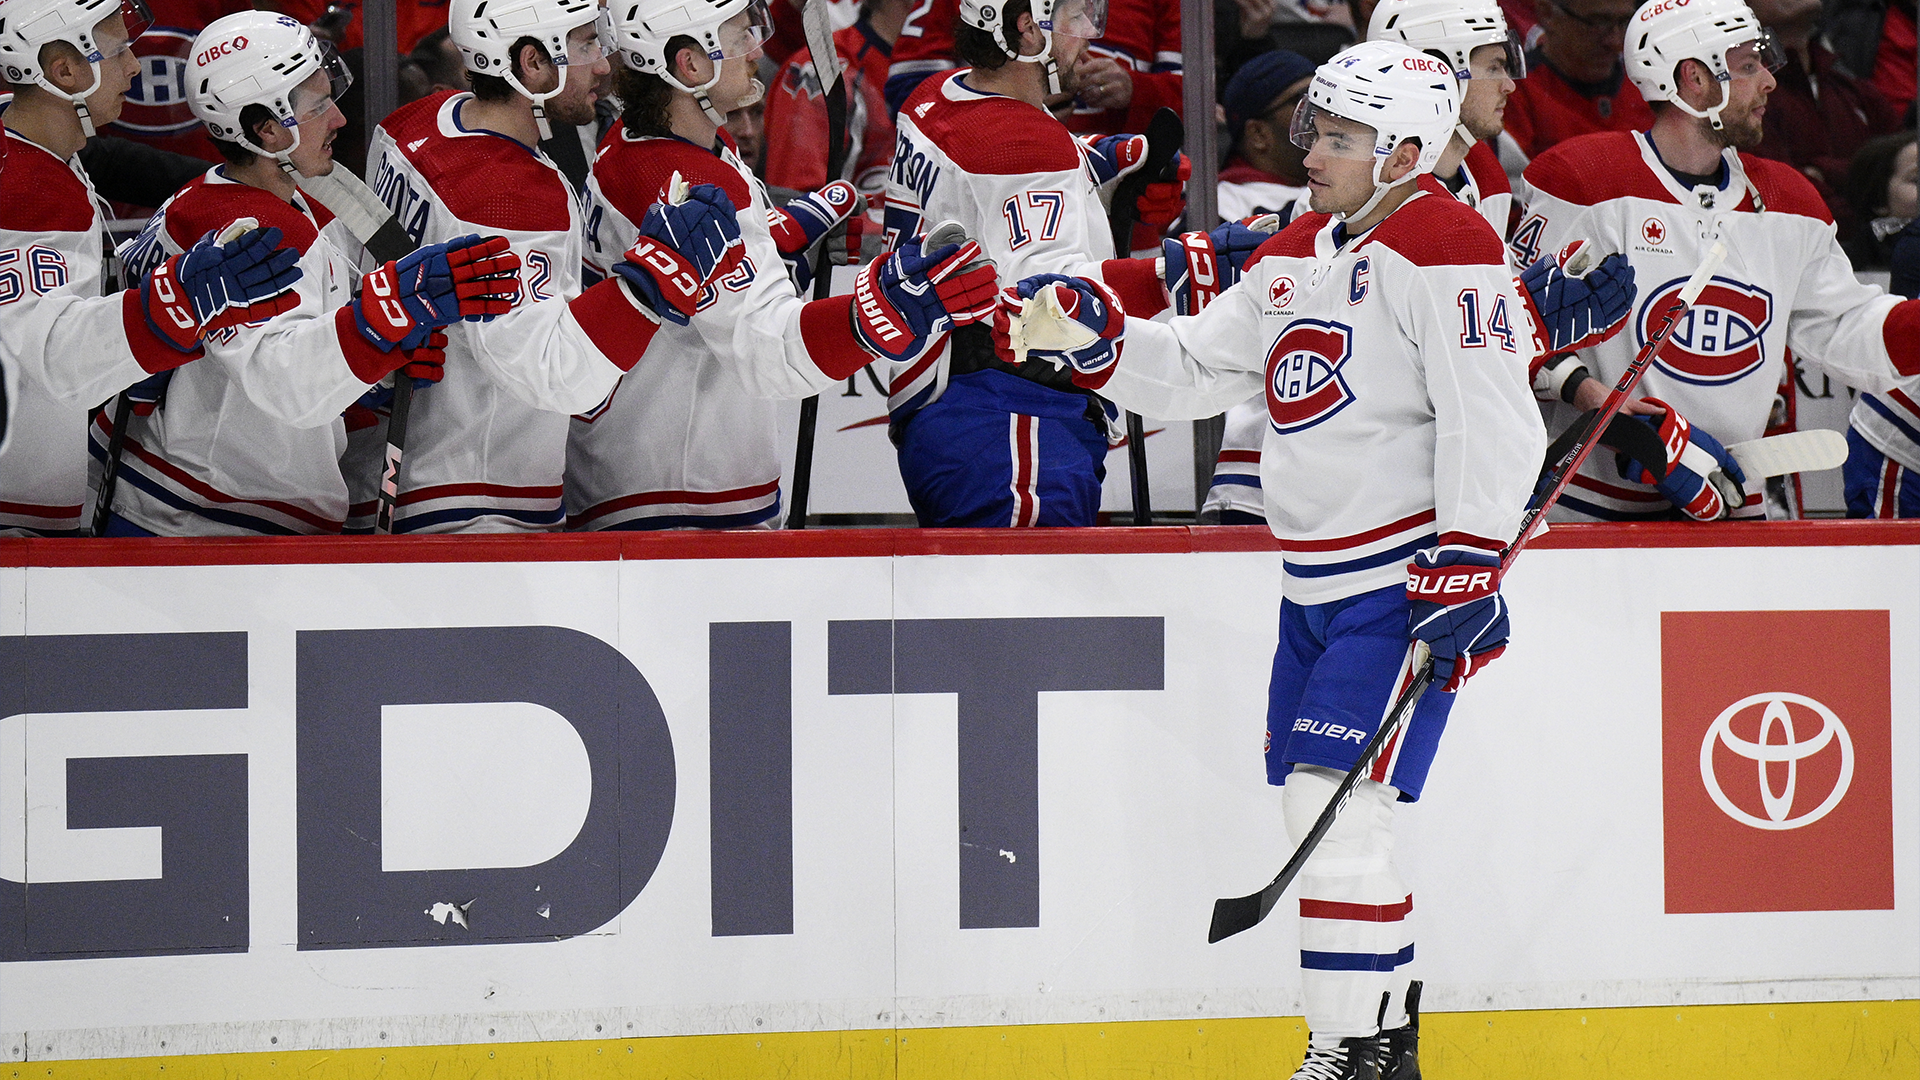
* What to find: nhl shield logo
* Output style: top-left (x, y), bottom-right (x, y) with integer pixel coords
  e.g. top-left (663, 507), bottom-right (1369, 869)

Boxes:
top-left (1266, 319), bottom-right (1356, 434)
top-left (1638, 275), bottom-right (1775, 385)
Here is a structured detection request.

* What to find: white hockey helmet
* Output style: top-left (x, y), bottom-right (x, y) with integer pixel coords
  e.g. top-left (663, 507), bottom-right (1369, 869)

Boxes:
top-left (1367, 0), bottom-right (1524, 81)
top-left (188, 12), bottom-right (348, 176)
top-left (957, 0), bottom-right (1106, 96)
top-left (1290, 40), bottom-right (1461, 222)
top-left (0, 0), bottom-right (150, 136)
top-left (1624, 0), bottom-right (1784, 131)
top-left (604, 0), bottom-right (773, 124)
top-left (450, 0), bottom-right (604, 136)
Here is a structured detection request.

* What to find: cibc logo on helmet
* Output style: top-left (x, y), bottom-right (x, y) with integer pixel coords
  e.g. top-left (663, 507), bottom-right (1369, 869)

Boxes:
top-left (1660, 610), bottom-right (1893, 914)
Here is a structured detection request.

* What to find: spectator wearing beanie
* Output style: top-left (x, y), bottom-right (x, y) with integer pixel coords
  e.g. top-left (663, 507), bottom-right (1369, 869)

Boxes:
top-left (1218, 49), bottom-right (1315, 221)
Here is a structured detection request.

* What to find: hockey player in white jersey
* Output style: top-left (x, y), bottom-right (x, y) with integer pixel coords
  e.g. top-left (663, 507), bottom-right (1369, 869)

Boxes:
top-left (1003, 42), bottom-right (1545, 1078)
top-left (883, 0), bottom-right (1223, 527)
top-left (0, 0), bottom-right (306, 535)
top-left (566, 0), bottom-right (996, 530)
top-left (1515, 0), bottom-right (1920, 522)
top-left (101, 12), bottom-right (532, 536)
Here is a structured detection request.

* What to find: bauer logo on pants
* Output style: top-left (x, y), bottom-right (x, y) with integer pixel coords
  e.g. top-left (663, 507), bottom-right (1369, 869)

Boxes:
top-left (1660, 610), bottom-right (1894, 914)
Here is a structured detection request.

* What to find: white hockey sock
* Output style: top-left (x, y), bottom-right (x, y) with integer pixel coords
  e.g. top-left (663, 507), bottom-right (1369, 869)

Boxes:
top-left (1283, 764), bottom-right (1413, 1044)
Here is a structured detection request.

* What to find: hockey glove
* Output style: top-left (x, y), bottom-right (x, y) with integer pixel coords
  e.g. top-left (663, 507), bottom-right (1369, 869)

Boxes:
top-left (613, 182), bottom-right (745, 325)
top-left (991, 273), bottom-right (1126, 389)
top-left (1407, 545), bottom-right (1509, 693)
top-left (771, 180), bottom-right (865, 260)
top-left (1517, 240), bottom-right (1636, 358)
top-left (397, 329), bottom-right (448, 386)
top-left (353, 234), bottom-right (521, 352)
top-left (140, 222), bottom-right (303, 352)
top-left (1617, 397), bottom-right (1749, 521)
top-left (1080, 133), bottom-right (1190, 228)
top-left (849, 237), bottom-right (998, 363)
top-left (1162, 215), bottom-right (1278, 316)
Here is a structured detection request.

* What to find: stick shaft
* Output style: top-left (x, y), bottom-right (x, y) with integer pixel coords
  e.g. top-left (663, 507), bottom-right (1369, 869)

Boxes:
top-left (90, 392), bottom-right (133, 537)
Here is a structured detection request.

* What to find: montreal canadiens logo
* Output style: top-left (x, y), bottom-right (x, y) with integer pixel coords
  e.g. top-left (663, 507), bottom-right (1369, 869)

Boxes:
top-left (113, 28), bottom-right (198, 136)
top-left (1266, 319), bottom-right (1356, 434)
top-left (1638, 274), bottom-right (1774, 385)
top-left (1269, 276), bottom-right (1296, 309)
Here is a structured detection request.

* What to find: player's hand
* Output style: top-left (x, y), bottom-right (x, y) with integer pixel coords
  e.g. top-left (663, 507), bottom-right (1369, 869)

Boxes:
top-left (397, 329), bottom-right (448, 387)
top-left (614, 182), bottom-right (745, 325)
top-left (1517, 239), bottom-right (1636, 357)
top-left (1137, 153), bottom-right (1190, 229)
top-left (991, 273), bottom-right (1126, 389)
top-left (140, 221), bottom-right (303, 353)
top-left (1617, 396), bottom-right (1749, 520)
top-left (353, 234), bottom-right (520, 352)
top-left (850, 237), bottom-right (998, 362)
top-left (1162, 215), bottom-right (1279, 316)
top-left (1079, 134), bottom-right (1191, 228)
top-left (1076, 55), bottom-right (1134, 111)
top-left (1406, 545), bottom-right (1508, 693)
top-left (772, 180), bottom-right (864, 259)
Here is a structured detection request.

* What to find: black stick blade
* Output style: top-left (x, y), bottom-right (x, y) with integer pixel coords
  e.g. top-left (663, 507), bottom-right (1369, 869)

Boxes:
top-left (1208, 890), bottom-right (1268, 943)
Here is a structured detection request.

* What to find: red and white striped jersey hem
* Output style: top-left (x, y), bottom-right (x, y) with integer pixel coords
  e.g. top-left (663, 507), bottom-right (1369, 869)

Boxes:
top-left (565, 479), bottom-right (783, 531)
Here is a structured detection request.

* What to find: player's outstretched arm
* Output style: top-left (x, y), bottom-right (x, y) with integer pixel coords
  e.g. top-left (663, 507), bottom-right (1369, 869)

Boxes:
top-left (139, 221), bottom-right (305, 355)
top-left (348, 234), bottom-right (522, 353)
top-left (609, 182), bottom-right (745, 327)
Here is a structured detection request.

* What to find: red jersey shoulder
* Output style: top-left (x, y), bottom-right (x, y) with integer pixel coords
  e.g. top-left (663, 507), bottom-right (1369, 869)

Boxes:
top-left (1246, 211), bottom-right (1328, 269)
top-left (1462, 140), bottom-right (1510, 197)
top-left (0, 140), bottom-right (93, 233)
top-left (890, 0), bottom-right (958, 64)
top-left (1364, 192), bottom-right (1507, 268)
top-left (162, 175), bottom-right (321, 255)
top-left (1738, 153), bottom-right (1833, 223)
top-left (594, 130), bottom-right (753, 219)
top-left (906, 74), bottom-right (1083, 175)
top-left (1525, 131), bottom-right (1675, 206)
top-left (386, 94), bottom-right (573, 234)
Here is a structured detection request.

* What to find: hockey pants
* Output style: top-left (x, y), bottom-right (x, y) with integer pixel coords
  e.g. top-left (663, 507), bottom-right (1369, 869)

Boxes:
top-left (895, 370), bottom-right (1109, 527)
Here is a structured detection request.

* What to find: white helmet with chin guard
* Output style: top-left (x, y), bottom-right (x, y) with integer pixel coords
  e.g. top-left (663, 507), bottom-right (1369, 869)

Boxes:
top-left (604, 0), bottom-right (773, 124)
top-left (1624, 0), bottom-right (1783, 132)
top-left (1366, 0), bottom-right (1522, 145)
top-left (450, 0), bottom-right (603, 137)
top-left (188, 12), bottom-right (349, 176)
top-left (0, 0), bottom-right (150, 136)
top-left (957, 0), bottom-right (1106, 96)
top-left (1290, 40), bottom-right (1461, 222)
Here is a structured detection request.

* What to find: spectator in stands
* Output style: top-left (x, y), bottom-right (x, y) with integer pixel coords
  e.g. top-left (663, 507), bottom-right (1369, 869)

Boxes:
top-left (1500, 0), bottom-right (1652, 164)
top-left (1216, 48), bottom-right (1314, 221)
top-left (410, 27), bottom-right (470, 94)
top-left (1819, 0), bottom-right (1916, 120)
top-left (764, 0), bottom-right (906, 196)
top-left (1749, 0), bottom-right (1902, 236)
top-left (1843, 132), bottom-right (1918, 267)
top-left (280, 0), bottom-right (451, 55)
top-left (727, 98), bottom-right (768, 177)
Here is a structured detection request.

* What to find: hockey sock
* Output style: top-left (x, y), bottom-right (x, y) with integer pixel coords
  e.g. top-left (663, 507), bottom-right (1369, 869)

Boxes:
top-left (1283, 764), bottom-right (1414, 1045)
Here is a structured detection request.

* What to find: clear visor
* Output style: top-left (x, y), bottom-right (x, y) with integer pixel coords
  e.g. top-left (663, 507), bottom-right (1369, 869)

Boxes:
top-left (1725, 29), bottom-right (1786, 80)
top-left (1288, 99), bottom-right (1380, 160)
top-left (286, 44), bottom-right (351, 126)
top-left (1048, 0), bottom-right (1107, 40)
top-left (713, 0), bottom-right (775, 59)
top-left (561, 18), bottom-right (608, 65)
top-left (88, 0), bottom-right (153, 63)
top-left (1461, 32), bottom-right (1526, 80)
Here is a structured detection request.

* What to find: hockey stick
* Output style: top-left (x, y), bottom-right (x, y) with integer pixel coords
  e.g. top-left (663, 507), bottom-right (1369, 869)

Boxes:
top-left (1727, 428), bottom-right (1847, 479)
top-left (301, 164), bottom-right (425, 535)
top-left (784, 0), bottom-right (850, 531)
top-left (1206, 241), bottom-right (1730, 944)
top-left (1107, 107), bottom-right (1183, 526)
top-left (90, 392), bottom-right (134, 536)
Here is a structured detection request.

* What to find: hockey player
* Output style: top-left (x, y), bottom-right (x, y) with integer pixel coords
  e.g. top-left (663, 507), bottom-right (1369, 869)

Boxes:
top-left (1003, 42), bottom-right (1546, 1077)
top-left (99, 12), bottom-right (536, 535)
top-left (1517, 0), bottom-right (1920, 522)
top-left (883, 0), bottom-right (1213, 527)
top-left (0, 0), bottom-right (305, 535)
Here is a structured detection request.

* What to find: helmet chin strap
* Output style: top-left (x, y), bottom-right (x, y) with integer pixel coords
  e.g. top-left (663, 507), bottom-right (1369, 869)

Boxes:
top-left (1009, 25), bottom-right (1062, 96)
top-left (1670, 72), bottom-right (1731, 131)
top-left (236, 120), bottom-right (306, 179)
top-left (1335, 156), bottom-right (1414, 225)
top-left (505, 62), bottom-right (569, 140)
top-left (667, 61), bottom-right (732, 126)
top-left (37, 62), bottom-right (105, 139)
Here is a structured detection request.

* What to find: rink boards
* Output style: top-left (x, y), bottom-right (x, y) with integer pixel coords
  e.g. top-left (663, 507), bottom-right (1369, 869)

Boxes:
top-left (0, 522), bottom-right (1915, 1078)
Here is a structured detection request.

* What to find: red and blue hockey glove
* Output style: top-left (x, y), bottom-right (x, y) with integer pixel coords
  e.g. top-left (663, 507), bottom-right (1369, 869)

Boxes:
top-left (1079, 133), bottom-right (1191, 229)
top-left (140, 222), bottom-right (303, 352)
top-left (850, 236), bottom-right (998, 362)
top-left (614, 182), bottom-right (745, 325)
top-left (353, 234), bottom-right (520, 352)
top-left (397, 329), bottom-right (448, 386)
top-left (990, 273), bottom-right (1127, 389)
top-left (1162, 216), bottom-right (1278, 316)
top-left (1617, 397), bottom-right (1750, 521)
top-left (1407, 545), bottom-right (1509, 693)
top-left (1518, 239), bottom-right (1636, 357)
top-left (772, 181), bottom-right (879, 290)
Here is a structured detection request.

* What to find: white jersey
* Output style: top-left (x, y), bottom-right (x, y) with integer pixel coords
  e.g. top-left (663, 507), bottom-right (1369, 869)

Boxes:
top-left (881, 70), bottom-right (1169, 423)
top-left (1518, 130), bottom-right (1920, 520)
top-left (1199, 396), bottom-right (1267, 522)
top-left (1429, 140), bottom-right (1513, 246)
top-left (1851, 391), bottom-right (1920, 474)
top-left (1216, 159), bottom-right (1308, 225)
top-left (1104, 191), bottom-right (1546, 605)
top-left (0, 130), bottom-right (157, 535)
top-left (570, 128), bottom-right (864, 530)
top-left (365, 90), bottom-right (633, 533)
top-left (106, 168), bottom-right (377, 535)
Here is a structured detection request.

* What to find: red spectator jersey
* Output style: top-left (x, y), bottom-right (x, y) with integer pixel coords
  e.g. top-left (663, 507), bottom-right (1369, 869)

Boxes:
top-left (1870, 1), bottom-right (1917, 119)
top-left (1503, 53), bottom-right (1653, 163)
top-left (764, 20), bottom-right (895, 194)
top-left (1753, 44), bottom-right (1903, 238)
top-left (886, 0), bottom-right (1181, 136)
top-left (273, 0), bottom-right (451, 54)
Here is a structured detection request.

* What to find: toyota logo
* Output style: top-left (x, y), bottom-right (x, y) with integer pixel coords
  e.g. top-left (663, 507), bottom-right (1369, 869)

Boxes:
top-left (1699, 692), bottom-right (1854, 831)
